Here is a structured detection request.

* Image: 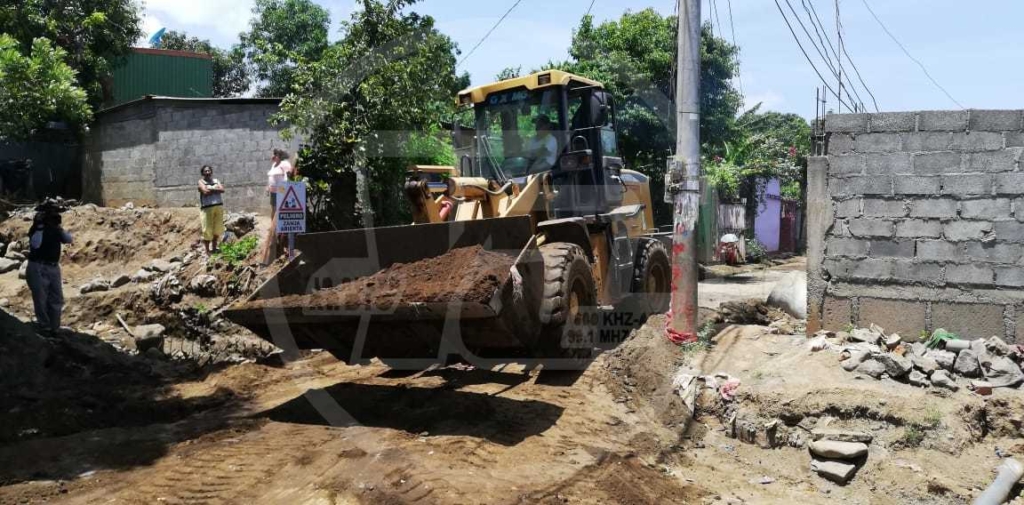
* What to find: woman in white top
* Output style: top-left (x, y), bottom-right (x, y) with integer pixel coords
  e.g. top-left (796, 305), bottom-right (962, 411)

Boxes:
top-left (263, 148), bottom-right (295, 265)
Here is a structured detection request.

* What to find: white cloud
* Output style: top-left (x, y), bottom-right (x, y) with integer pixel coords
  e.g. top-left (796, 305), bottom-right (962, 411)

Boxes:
top-left (743, 89), bottom-right (785, 111)
top-left (143, 0), bottom-right (255, 46)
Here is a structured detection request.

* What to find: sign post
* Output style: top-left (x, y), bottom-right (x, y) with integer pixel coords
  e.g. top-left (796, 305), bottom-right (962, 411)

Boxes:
top-left (275, 181), bottom-right (306, 259)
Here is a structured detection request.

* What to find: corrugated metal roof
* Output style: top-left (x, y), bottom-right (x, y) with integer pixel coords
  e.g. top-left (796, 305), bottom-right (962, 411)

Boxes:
top-left (96, 95), bottom-right (284, 116)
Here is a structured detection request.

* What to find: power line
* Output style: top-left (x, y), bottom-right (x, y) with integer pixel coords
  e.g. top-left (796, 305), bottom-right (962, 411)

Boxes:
top-left (584, 0), bottom-right (596, 18)
top-left (456, 0), bottom-right (524, 69)
top-left (805, 0), bottom-right (879, 111)
top-left (711, 0), bottom-right (723, 35)
top-left (726, 0), bottom-right (744, 97)
top-left (859, 0), bottom-right (964, 109)
top-left (772, 0), bottom-right (853, 111)
top-left (782, 0), bottom-right (861, 110)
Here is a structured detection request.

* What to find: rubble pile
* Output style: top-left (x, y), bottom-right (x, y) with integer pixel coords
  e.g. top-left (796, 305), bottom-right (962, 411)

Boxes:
top-left (814, 325), bottom-right (1024, 394)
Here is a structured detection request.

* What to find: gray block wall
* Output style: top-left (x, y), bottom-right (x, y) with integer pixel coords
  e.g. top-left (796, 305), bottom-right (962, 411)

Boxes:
top-left (83, 99), bottom-right (301, 213)
top-left (807, 110), bottom-right (1024, 342)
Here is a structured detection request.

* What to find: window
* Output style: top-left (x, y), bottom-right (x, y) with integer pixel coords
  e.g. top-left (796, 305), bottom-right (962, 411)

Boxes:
top-left (477, 88), bottom-right (562, 178)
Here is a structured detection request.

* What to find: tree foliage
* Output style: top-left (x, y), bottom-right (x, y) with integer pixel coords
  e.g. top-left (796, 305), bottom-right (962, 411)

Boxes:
top-left (548, 10), bottom-right (743, 224)
top-left (0, 35), bottom-right (91, 140)
top-left (0, 0), bottom-right (142, 107)
top-left (160, 31), bottom-right (250, 97)
top-left (237, 0), bottom-right (330, 97)
top-left (275, 0), bottom-right (463, 229)
top-left (495, 66), bottom-right (521, 81)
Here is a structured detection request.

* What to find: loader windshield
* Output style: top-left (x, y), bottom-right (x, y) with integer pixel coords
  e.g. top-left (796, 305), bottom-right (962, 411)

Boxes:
top-left (477, 88), bottom-right (564, 180)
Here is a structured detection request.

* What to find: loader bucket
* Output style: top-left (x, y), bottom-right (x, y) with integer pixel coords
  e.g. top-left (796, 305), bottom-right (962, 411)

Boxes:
top-left (223, 216), bottom-right (548, 365)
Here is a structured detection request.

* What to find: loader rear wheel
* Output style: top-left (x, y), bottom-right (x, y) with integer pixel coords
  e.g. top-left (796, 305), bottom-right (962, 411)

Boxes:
top-left (538, 243), bottom-right (597, 359)
top-left (631, 240), bottom-right (671, 316)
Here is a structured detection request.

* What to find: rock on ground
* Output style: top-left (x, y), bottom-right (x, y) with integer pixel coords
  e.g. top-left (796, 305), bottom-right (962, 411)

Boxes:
top-left (132, 268), bottom-right (159, 283)
top-left (926, 349), bottom-right (956, 370)
top-left (188, 274), bottom-right (219, 297)
top-left (842, 350), bottom-right (870, 372)
top-left (110, 274), bottom-right (132, 288)
top-left (80, 279), bottom-right (111, 294)
top-left (17, 261), bottom-right (28, 280)
top-left (931, 370), bottom-right (959, 391)
top-left (986, 337), bottom-right (1012, 356)
top-left (765, 271), bottom-right (807, 320)
top-left (811, 429), bottom-right (873, 443)
top-left (146, 259), bottom-right (177, 273)
top-left (811, 459), bottom-right (858, 484)
top-left (982, 356), bottom-right (1024, 388)
top-left (808, 441), bottom-right (869, 460)
top-left (133, 324), bottom-right (166, 353)
top-left (910, 353), bottom-right (939, 375)
top-left (908, 370), bottom-right (929, 387)
top-left (4, 249), bottom-right (25, 261)
top-left (856, 360), bottom-right (886, 379)
top-left (954, 350), bottom-right (982, 378)
top-left (872, 353), bottom-right (913, 378)
top-left (0, 258), bottom-right (19, 274)
top-left (224, 213), bottom-right (257, 237)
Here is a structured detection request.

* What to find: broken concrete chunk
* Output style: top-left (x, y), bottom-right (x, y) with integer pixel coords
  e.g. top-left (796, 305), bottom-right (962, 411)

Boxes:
top-left (910, 342), bottom-right (928, 357)
top-left (885, 334), bottom-right (902, 349)
top-left (133, 324), bottom-right (166, 353)
top-left (0, 258), bottom-right (20, 274)
top-left (872, 353), bottom-right (913, 378)
top-left (132, 268), bottom-right (159, 282)
top-left (856, 360), bottom-right (886, 379)
top-left (930, 370), bottom-right (959, 391)
top-left (842, 350), bottom-right (870, 372)
top-left (910, 353), bottom-right (940, 375)
top-left (981, 356), bottom-right (1024, 388)
top-left (110, 274), bottom-right (132, 288)
top-left (188, 274), bottom-right (219, 297)
top-left (986, 337), bottom-right (1012, 357)
top-left (908, 370), bottom-right (929, 387)
top-left (808, 440), bottom-right (869, 460)
top-left (765, 271), bottom-right (807, 319)
top-left (811, 459), bottom-right (858, 484)
top-left (849, 328), bottom-right (877, 343)
top-left (811, 428), bottom-right (873, 444)
top-left (224, 212), bottom-right (257, 237)
top-left (954, 350), bottom-right (982, 378)
top-left (146, 259), bottom-right (176, 273)
top-left (926, 349), bottom-right (956, 370)
top-left (80, 279), bottom-right (111, 294)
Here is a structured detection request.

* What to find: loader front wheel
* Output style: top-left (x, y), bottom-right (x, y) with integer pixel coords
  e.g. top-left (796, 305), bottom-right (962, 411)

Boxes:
top-left (631, 239), bottom-right (671, 316)
top-left (538, 243), bottom-right (597, 359)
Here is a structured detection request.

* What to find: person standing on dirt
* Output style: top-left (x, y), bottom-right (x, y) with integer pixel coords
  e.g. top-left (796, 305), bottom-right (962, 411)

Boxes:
top-left (26, 205), bottom-right (72, 333)
top-left (198, 165), bottom-right (226, 255)
top-left (262, 149), bottom-right (295, 265)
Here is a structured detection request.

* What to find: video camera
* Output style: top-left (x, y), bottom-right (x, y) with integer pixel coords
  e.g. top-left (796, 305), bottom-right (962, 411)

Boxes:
top-left (33, 197), bottom-right (69, 226)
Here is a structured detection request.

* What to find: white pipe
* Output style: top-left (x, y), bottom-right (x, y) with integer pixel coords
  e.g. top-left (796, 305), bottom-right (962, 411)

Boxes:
top-left (974, 459), bottom-right (1024, 505)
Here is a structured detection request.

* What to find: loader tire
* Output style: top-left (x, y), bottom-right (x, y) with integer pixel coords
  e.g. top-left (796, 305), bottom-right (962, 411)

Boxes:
top-left (630, 240), bottom-right (671, 316)
top-left (538, 242), bottom-right (597, 358)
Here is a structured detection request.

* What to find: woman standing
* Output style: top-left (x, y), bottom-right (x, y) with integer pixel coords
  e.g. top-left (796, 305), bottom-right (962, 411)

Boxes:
top-left (262, 149), bottom-right (295, 265)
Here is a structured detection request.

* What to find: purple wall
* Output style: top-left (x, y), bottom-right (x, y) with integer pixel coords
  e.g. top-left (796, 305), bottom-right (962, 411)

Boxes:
top-left (755, 178), bottom-right (782, 252)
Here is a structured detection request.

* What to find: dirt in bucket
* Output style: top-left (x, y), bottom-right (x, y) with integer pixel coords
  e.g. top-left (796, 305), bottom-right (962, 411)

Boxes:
top-left (245, 245), bottom-right (517, 310)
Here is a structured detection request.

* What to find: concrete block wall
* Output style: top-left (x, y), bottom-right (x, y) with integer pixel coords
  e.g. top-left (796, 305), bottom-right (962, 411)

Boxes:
top-left (83, 99), bottom-right (301, 213)
top-left (807, 110), bottom-right (1024, 342)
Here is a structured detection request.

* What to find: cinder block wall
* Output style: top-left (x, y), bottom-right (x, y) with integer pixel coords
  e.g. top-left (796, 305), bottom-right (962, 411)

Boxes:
top-left (83, 100), bottom-right (301, 213)
top-left (807, 110), bottom-right (1024, 342)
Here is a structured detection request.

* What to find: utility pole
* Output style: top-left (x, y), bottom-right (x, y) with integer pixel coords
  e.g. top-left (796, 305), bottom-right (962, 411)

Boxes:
top-left (665, 0), bottom-right (701, 344)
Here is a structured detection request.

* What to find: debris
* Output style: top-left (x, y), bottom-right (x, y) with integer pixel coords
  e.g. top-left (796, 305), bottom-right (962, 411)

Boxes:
top-left (808, 335), bottom-right (831, 352)
top-left (132, 268), bottom-right (159, 283)
top-left (981, 356), bottom-right (1024, 388)
top-left (842, 350), bottom-right (870, 372)
top-left (810, 428), bottom-right (873, 443)
top-left (930, 370), bottom-right (959, 391)
top-left (973, 458), bottom-right (1024, 505)
top-left (969, 381), bottom-right (994, 396)
top-left (909, 353), bottom-right (940, 375)
top-left (953, 350), bottom-right (983, 378)
top-left (765, 271), bottom-right (807, 319)
top-left (856, 360), bottom-right (887, 379)
top-left (926, 349), bottom-right (956, 370)
top-left (224, 212), bottom-right (257, 237)
top-left (5, 249), bottom-right (25, 261)
top-left (873, 353), bottom-right (913, 378)
top-left (885, 334), bottom-right (902, 350)
top-left (908, 370), bottom-right (929, 387)
top-left (150, 274), bottom-right (184, 305)
top-left (188, 274), bottom-right (219, 297)
top-left (945, 339), bottom-right (970, 353)
top-left (808, 440), bottom-right (869, 460)
top-left (146, 259), bottom-right (177, 273)
top-left (849, 328), bottom-right (877, 343)
top-left (110, 274), bottom-right (132, 289)
top-left (720, 377), bottom-right (741, 401)
top-left (121, 202), bottom-right (135, 210)
top-left (0, 258), bottom-right (19, 274)
top-left (80, 279), bottom-right (111, 295)
top-left (811, 459), bottom-right (857, 484)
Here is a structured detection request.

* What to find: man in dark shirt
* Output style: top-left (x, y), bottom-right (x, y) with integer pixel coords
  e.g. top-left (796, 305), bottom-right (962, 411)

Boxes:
top-left (26, 209), bottom-right (73, 332)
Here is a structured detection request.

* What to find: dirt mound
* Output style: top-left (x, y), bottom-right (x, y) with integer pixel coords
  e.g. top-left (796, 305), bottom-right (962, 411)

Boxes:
top-left (0, 311), bottom-right (229, 446)
top-left (247, 245), bottom-right (516, 310)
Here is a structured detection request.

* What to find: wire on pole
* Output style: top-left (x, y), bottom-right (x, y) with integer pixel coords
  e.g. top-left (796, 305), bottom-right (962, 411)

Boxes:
top-left (772, 0), bottom-right (853, 111)
top-left (456, 0), bottom-right (524, 69)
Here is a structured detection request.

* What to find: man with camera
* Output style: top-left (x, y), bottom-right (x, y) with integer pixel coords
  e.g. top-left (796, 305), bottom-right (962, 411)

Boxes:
top-left (25, 201), bottom-right (72, 333)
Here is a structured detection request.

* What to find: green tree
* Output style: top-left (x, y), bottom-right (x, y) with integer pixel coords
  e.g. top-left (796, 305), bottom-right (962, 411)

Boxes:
top-left (160, 31), bottom-right (251, 97)
top-left (495, 66), bottom-right (521, 81)
top-left (0, 35), bottom-right (91, 139)
top-left (275, 0), bottom-right (463, 229)
top-left (237, 0), bottom-right (330, 97)
top-left (0, 0), bottom-right (142, 107)
top-left (548, 10), bottom-right (743, 224)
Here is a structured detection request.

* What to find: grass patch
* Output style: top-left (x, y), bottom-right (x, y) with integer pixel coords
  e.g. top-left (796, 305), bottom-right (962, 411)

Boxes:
top-left (214, 235), bottom-right (259, 266)
top-left (922, 408), bottom-right (943, 429)
top-left (901, 425), bottom-right (925, 448)
top-left (680, 321), bottom-right (717, 353)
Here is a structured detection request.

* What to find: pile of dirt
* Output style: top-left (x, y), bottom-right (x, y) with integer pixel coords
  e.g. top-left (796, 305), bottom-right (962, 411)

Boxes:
top-left (246, 245), bottom-right (516, 310)
top-left (0, 310), bottom-right (230, 445)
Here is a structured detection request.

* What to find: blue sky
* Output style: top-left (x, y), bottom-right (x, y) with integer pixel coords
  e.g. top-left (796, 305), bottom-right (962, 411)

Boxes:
top-left (140, 0), bottom-right (1024, 121)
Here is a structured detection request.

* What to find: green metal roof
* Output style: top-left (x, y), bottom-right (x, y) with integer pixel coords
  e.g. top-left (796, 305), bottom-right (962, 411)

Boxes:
top-left (107, 49), bottom-right (213, 107)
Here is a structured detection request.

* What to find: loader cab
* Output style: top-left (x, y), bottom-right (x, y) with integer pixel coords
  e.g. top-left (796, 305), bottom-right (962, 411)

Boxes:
top-left (454, 70), bottom-right (625, 219)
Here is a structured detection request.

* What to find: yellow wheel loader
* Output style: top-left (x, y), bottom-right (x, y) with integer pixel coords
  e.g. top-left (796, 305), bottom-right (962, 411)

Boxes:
top-left (225, 70), bottom-right (672, 368)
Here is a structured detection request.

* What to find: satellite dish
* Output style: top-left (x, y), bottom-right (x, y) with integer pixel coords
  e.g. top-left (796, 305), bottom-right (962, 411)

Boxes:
top-left (148, 28), bottom-right (166, 48)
